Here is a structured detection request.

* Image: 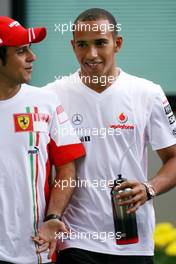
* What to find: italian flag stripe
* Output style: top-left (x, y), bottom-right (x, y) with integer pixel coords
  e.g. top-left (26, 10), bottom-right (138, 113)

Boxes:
top-left (26, 107), bottom-right (41, 264)
top-left (34, 106), bottom-right (40, 232)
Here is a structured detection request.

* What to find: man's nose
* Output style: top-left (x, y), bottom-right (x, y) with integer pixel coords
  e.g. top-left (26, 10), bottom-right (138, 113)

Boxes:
top-left (86, 46), bottom-right (98, 59)
top-left (27, 49), bottom-right (37, 62)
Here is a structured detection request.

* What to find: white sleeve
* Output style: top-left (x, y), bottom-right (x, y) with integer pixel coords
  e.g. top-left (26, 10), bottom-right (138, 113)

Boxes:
top-left (147, 85), bottom-right (176, 150)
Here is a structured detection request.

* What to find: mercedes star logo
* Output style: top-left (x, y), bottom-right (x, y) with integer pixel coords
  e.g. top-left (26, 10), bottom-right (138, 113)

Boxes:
top-left (72, 114), bottom-right (83, 125)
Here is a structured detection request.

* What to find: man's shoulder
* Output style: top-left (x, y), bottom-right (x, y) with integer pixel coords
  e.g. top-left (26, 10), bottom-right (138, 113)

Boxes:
top-left (121, 70), bottom-right (162, 96)
top-left (122, 70), bottom-right (156, 87)
top-left (21, 83), bottom-right (59, 102)
top-left (42, 71), bottom-right (79, 94)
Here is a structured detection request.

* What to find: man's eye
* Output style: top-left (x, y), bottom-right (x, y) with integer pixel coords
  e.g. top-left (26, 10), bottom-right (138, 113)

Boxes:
top-left (77, 43), bottom-right (86, 48)
top-left (95, 41), bottom-right (106, 46)
top-left (17, 48), bottom-right (25, 54)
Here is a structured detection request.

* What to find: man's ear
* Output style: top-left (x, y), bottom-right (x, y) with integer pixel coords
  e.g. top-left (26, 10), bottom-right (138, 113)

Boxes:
top-left (114, 36), bottom-right (123, 53)
top-left (71, 39), bottom-right (75, 51)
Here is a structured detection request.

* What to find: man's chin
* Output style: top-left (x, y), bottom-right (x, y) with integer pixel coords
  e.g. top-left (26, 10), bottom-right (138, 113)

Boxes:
top-left (22, 77), bottom-right (32, 84)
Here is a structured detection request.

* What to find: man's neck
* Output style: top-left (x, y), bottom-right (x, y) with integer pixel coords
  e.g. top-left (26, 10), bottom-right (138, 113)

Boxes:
top-left (79, 68), bottom-right (120, 93)
top-left (0, 81), bottom-right (21, 100)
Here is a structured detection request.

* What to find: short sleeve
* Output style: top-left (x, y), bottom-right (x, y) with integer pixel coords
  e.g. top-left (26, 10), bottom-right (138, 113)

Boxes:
top-left (49, 103), bottom-right (85, 166)
top-left (147, 85), bottom-right (176, 150)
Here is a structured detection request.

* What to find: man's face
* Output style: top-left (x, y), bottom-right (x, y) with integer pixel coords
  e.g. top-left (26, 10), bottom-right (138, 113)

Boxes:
top-left (0, 45), bottom-right (36, 86)
top-left (71, 19), bottom-right (122, 79)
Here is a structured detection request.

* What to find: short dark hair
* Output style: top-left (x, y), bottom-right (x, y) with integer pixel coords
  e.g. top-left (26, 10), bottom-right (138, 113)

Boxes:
top-left (73, 8), bottom-right (118, 38)
top-left (0, 46), bottom-right (8, 65)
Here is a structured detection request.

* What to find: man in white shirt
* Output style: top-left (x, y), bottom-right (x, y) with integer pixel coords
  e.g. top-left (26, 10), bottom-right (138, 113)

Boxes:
top-left (42, 8), bottom-right (176, 264)
top-left (0, 16), bottom-right (85, 264)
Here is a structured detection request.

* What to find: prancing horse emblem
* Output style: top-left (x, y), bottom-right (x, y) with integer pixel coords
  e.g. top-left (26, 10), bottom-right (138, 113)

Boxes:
top-left (17, 115), bottom-right (30, 130)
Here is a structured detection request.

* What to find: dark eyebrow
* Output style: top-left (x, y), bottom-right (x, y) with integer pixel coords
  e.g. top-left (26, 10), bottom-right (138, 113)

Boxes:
top-left (16, 45), bottom-right (27, 50)
top-left (76, 40), bottom-right (87, 44)
top-left (95, 39), bottom-right (109, 42)
top-left (76, 39), bottom-right (109, 44)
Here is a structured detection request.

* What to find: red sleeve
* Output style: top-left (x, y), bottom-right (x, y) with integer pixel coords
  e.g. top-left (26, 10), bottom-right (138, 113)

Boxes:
top-left (49, 138), bottom-right (86, 166)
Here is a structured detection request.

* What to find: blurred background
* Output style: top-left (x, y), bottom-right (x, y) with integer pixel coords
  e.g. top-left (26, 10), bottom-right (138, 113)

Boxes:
top-left (0, 0), bottom-right (176, 224)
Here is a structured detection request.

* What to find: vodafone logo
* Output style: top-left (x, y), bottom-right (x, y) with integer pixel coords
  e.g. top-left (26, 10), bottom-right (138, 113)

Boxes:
top-left (118, 113), bottom-right (128, 123)
top-left (110, 112), bottom-right (134, 130)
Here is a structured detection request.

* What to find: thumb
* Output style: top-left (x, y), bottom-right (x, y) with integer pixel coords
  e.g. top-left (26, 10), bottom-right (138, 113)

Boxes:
top-left (59, 222), bottom-right (69, 234)
top-left (48, 241), bottom-right (57, 259)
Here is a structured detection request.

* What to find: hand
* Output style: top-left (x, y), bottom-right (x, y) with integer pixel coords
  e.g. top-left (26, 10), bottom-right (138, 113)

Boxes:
top-left (113, 180), bottom-right (148, 213)
top-left (34, 239), bottom-right (50, 253)
top-left (32, 219), bottom-right (69, 259)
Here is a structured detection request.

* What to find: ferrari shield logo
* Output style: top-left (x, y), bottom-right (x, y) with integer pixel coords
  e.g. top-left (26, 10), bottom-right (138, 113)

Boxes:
top-left (18, 115), bottom-right (30, 130)
top-left (14, 113), bottom-right (34, 132)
